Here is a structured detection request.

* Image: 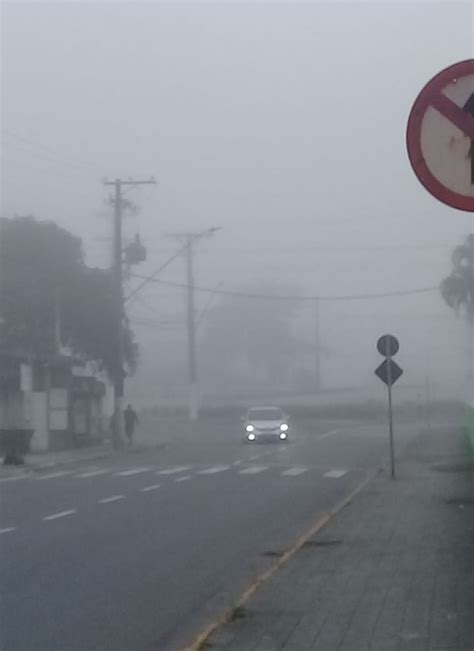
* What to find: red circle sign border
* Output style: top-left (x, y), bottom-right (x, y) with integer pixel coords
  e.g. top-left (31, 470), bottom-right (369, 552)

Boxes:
top-left (406, 59), bottom-right (474, 212)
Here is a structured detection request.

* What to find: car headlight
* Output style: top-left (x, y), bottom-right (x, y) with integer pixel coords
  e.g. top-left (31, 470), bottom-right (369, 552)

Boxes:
top-left (247, 433), bottom-right (256, 441)
top-left (279, 432), bottom-right (287, 440)
top-left (280, 423), bottom-right (289, 432)
top-left (245, 424), bottom-right (254, 433)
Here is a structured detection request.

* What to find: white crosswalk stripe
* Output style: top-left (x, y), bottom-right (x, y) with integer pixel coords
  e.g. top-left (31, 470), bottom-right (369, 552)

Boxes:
top-left (197, 465), bottom-right (230, 475)
top-left (323, 469), bottom-right (348, 478)
top-left (282, 467), bottom-right (308, 476)
top-left (36, 471), bottom-right (72, 481)
top-left (76, 469), bottom-right (109, 478)
top-left (156, 466), bottom-right (192, 475)
top-left (141, 484), bottom-right (161, 492)
top-left (116, 467), bottom-right (152, 477)
top-left (239, 465), bottom-right (268, 475)
top-left (99, 495), bottom-right (125, 504)
top-left (43, 509), bottom-right (76, 521)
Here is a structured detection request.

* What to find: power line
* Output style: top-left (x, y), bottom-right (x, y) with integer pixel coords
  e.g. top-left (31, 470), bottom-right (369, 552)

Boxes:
top-left (129, 274), bottom-right (438, 302)
top-left (2, 129), bottom-right (103, 174)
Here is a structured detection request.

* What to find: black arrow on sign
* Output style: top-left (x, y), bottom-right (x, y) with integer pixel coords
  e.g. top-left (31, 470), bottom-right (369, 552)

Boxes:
top-left (463, 92), bottom-right (474, 184)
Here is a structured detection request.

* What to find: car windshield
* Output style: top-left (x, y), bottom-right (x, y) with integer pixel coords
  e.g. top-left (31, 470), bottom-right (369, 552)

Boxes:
top-left (248, 408), bottom-right (283, 421)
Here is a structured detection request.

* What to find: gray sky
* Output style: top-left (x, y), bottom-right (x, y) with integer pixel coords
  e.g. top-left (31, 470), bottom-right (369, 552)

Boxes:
top-left (1, 1), bottom-right (473, 401)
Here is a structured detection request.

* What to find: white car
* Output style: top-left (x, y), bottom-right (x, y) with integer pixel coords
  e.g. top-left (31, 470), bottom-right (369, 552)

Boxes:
top-left (243, 406), bottom-right (290, 442)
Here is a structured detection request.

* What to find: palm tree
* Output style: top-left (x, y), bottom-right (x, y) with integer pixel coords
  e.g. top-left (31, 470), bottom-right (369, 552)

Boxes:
top-left (440, 234), bottom-right (474, 323)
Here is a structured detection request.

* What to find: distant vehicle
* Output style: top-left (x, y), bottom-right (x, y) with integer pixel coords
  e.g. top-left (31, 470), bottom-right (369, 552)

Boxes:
top-left (243, 406), bottom-right (290, 442)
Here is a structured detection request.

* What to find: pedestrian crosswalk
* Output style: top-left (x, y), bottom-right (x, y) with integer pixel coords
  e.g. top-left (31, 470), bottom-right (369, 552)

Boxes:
top-left (1, 463), bottom-right (351, 485)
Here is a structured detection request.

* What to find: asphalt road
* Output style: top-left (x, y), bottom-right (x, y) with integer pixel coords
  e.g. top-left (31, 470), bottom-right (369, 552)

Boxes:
top-left (0, 417), bottom-right (420, 651)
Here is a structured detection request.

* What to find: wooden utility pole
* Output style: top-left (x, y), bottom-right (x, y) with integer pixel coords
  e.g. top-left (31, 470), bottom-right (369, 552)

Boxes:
top-left (166, 228), bottom-right (219, 421)
top-left (103, 177), bottom-right (155, 449)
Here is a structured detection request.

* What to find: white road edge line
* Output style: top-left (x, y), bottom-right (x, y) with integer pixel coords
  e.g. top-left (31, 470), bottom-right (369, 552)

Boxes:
top-left (99, 495), bottom-right (125, 504)
top-left (0, 527), bottom-right (17, 534)
top-left (141, 484), bottom-right (161, 492)
top-left (43, 509), bottom-right (77, 521)
top-left (175, 475), bottom-right (192, 482)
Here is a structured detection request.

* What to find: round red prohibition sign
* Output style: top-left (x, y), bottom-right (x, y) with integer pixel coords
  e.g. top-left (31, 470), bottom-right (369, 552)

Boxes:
top-left (406, 59), bottom-right (474, 212)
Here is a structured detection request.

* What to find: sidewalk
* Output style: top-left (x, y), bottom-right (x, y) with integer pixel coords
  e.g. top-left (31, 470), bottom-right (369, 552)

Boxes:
top-left (0, 427), bottom-right (166, 477)
top-left (205, 426), bottom-right (474, 651)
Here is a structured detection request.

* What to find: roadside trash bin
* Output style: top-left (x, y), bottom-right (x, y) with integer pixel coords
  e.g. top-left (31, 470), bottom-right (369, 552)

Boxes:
top-left (0, 429), bottom-right (34, 465)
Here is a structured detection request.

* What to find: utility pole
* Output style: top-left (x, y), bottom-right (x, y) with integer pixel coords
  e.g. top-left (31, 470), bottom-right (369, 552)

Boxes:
top-left (103, 177), bottom-right (155, 449)
top-left (166, 228), bottom-right (219, 421)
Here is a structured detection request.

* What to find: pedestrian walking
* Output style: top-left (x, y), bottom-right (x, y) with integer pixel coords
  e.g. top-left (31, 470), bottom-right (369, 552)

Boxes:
top-left (124, 404), bottom-right (139, 446)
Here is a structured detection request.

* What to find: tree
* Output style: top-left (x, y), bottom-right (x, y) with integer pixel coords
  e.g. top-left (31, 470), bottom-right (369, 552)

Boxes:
top-left (440, 234), bottom-right (474, 323)
top-left (200, 284), bottom-right (301, 388)
top-left (0, 216), bottom-right (138, 376)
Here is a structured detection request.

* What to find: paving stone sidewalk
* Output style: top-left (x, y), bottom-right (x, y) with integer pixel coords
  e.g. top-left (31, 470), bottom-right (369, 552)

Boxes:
top-left (207, 426), bottom-right (474, 651)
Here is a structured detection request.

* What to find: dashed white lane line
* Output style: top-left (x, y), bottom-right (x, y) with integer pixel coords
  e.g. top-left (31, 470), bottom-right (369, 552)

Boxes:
top-left (116, 467), bottom-right (152, 477)
top-left (239, 466), bottom-right (268, 475)
top-left (175, 475), bottom-right (192, 482)
top-left (157, 466), bottom-right (192, 476)
top-left (197, 465), bottom-right (231, 475)
top-left (99, 495), bottom-right (125, 504)
top-left (141, 484), bottom-right (161, 492)
top-left (43, 509), bottom-right (77, 521)
top-left (76, 469), bottom-right (109, 478)
top-left (323, 469), bottom-right (348, 479)
top-left (0, 527), bottom-right (17, 534)
top-left (36, 471), bottom-right (72, 481)
top-left (282, 467), bottom-right (308, 476)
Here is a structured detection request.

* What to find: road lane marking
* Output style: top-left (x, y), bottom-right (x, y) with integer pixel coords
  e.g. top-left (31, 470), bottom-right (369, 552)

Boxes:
top-left (282, 467), bottom-right (308, 476)
top-left (0, 475), bottom-right (28, 483)
top-left (0, 527), bottom-right (17, 534)
top-left (116, 467), bottom-right (151, 476)
top-left (76, 469), bottom-right (109, 478)
top-left (157, 466), bottom-right (192, 475)
top-left (43, 509), bottom-right (76, 521)
top-left (36, 471), bottom-right (72, 481)
top-left (175, 475), bottom-right (192, 482)
top-left (99, 495), bottom-right (125, 504)
top-left (239, 466), bottom-right (268, 475)
top-left (233, 460), bottom-right (242, 466)
top-left (141, 484), bottom-right (161, 492)
top-left (318, 429), bottom-right (341, 440)
top-left (323, 469), bottom-right (348, 478)
top-left (197, 465), bottom-right (230, 475)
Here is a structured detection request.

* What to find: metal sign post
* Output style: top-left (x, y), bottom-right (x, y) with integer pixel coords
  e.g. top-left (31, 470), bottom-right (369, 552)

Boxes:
top-left (386, 340), bottom-right (395, 480)
top-left (375, 334), bottom-right (403, 480)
